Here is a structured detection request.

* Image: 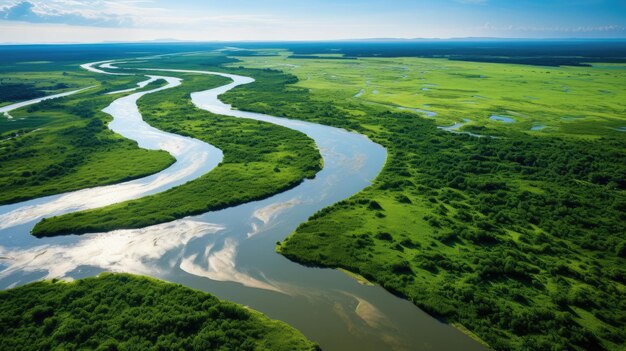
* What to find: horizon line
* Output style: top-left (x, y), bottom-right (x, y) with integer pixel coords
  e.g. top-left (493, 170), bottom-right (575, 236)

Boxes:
top-left (2, 37), bottom-right (626, 46)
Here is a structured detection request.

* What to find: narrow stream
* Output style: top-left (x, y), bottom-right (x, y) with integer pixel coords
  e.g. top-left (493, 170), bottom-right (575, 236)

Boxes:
top-left (0, 86), bottom-right (95, 114)
top-left (0, 60), bottom-right (487, 351)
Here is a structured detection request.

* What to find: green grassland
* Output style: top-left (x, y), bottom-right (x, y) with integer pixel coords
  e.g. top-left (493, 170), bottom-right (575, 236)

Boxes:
top-left (211, 52), bottom-right (626, 350)
top-left (32, 71), bottom-right (321, 236)
top-left (231, 52), bottom-right (626, 138)
top-left (0, 273), bottom-right (319, 351)
top-left (0, 68), bottom-right (174, 204)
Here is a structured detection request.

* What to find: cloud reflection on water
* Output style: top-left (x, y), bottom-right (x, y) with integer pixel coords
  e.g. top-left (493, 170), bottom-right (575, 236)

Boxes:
top-left (0, 219), bottom-right (222, 281)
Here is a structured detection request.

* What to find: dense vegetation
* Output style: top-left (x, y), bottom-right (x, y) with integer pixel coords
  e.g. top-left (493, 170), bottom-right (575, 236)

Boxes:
top-left (266, 40), bottom-right (626, 66)
top-left (0, 83), bottom-right (47, 104)
top-left (213, 56), bottom-right (626, 350)
top-left (32, 72), bottom-right (321, 236)
top-left (1, 40), bottom-right (625, 69)
top-left (0, 44), bottom-right (231, 68)
top-left (0, 273), bottom-right (318, 351)
top-left (0, 72), bottom-right (174, 204)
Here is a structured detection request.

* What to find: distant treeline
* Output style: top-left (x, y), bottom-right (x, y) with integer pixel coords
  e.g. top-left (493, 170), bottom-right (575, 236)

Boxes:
top-left (250, 40), bottom-right (626, 66)
top-left (288, 55), bottom-right (356, 60)
top-left (2, 40), bottom-right (626, 68)
top-left (0, 43), bottom-right (226, 67)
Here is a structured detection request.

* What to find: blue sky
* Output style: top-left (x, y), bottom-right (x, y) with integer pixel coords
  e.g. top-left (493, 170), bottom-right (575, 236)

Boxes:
top-left (0, 0), bottom-right (625, 43)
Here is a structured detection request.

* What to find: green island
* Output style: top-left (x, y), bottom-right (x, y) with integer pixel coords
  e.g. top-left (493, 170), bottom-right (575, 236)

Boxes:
top-left (0, 66), bottom-right (174, 204)
top-left (32, 70), bottom-right (321, 236)
top-left (211, 52), bottom-right (625, 350)
top-left (0, 273), bottom-right (319, 351)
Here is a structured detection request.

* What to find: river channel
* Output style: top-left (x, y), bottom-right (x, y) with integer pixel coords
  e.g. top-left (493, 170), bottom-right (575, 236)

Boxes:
top-left (0, 60), bottom-right (487, 351)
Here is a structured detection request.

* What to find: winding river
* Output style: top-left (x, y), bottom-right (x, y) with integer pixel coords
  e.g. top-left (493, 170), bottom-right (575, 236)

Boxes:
top-left (0, 59), bottom-right (486, 351)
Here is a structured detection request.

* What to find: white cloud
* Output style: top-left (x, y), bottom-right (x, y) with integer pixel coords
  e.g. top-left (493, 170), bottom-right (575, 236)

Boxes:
top-left (0, 0), bottom-right (286, 31)
top-left (479, 22), bottom-right (626, 34)
top-left (0, 1), bottom-right (133, 27)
